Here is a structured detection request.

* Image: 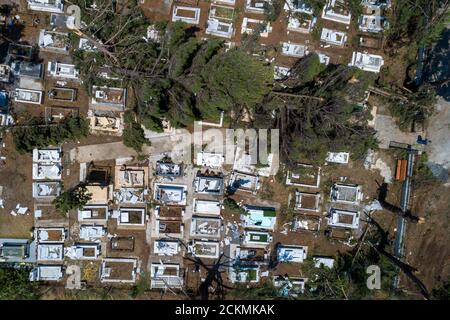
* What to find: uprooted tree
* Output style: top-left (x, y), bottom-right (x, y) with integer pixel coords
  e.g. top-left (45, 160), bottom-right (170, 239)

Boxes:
top-left (254, 54), bottom-right (379, 166)
top-left (10, 115), bottom-right (89, 153)
top-left (70, 1), bottom-right (401, 168)
top-left (71, 0), bottom-right (273, 131)
top-left (299, 213), bottom-right (429, 300)
top-left (380, 85), bottom-right (437, 131)
top-left (386, 0), bottom-right (450, 49)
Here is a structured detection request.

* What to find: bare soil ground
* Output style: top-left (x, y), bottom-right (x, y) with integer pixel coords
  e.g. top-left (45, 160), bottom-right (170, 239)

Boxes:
top-left (104, 260), bottom-right (136, 281)
top-left (401, 181), bottom-right (450, 293)
top-left (39, 282), bottom-right (182, 300)
top-left (34, 203), bottom-right (66, 222)
top-left (183, 260), bottom-right (202, 293)
top-left (106, 219), bottom-right (150, 273)
top-left (0, 134), bottom-right (34, 238)
top-left (321, 160), bottom-right (383, 199)
top-left (380, 45), bottom-right (417, 87)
